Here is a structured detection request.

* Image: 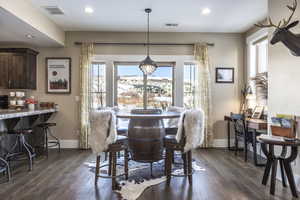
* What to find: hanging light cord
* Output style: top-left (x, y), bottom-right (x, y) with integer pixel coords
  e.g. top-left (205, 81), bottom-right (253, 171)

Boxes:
top-left (147, 10), bottom-right (150, 56)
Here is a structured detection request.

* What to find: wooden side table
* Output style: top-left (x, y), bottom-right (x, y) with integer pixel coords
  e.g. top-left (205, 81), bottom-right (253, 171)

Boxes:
top-left (258, 136), bottom-right (300, 198)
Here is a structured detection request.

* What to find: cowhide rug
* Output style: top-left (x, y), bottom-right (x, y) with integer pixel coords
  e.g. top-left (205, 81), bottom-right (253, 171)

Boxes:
top-left (85, 153), bottom-right (205, 200)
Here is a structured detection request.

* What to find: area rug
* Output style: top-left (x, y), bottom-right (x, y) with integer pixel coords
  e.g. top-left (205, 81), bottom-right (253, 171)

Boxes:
top-left (85, 153), bottom-right (205, 200)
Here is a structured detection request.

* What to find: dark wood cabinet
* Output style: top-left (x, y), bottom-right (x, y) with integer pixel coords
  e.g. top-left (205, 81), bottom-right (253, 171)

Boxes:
top-left (0, 48), bottom-right (38, 89)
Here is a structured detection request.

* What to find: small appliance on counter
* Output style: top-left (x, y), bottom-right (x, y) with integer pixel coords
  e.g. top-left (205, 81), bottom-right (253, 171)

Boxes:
top-left (0, 95), bottom-right (9, 109)
top-left (9, 91), bottom-right (26, 110)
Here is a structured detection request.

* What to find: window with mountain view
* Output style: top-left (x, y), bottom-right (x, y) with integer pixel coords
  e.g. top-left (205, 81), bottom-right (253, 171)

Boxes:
top-left (91, 63), bottom-right (106, 109)
top-left (116, 63), bottom-right (173, 110)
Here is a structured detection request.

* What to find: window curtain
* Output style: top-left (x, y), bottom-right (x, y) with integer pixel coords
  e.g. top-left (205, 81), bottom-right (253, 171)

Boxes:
top-left (194, 43), bottom-right (213, 148)
top-left (79, 43), bottom-right (94, 149)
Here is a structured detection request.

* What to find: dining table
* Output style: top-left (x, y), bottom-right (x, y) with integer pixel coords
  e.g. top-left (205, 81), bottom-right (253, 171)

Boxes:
top-left (116, 110), bottom-right (181, 164)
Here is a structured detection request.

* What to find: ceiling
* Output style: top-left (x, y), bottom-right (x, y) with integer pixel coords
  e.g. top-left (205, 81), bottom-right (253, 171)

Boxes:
top-left (30, 0), bottom-right (268, 33)
top-left (0, 8), bottom-right (62, 47)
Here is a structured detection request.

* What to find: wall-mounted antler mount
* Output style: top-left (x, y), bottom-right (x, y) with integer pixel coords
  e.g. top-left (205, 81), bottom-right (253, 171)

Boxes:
top-left (255, 0), bottom-right (300, 56)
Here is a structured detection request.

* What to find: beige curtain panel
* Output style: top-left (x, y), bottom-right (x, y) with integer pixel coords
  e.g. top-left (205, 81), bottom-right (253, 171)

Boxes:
top-left (79, 43), bottom-right (94, 149)
top-left (194, 43), bottom-right (213, 148)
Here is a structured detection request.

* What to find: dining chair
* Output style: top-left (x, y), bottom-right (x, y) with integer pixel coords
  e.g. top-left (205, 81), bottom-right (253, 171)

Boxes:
top-left (231, 113), bottom-right (250, 162)
top-left (164, 114), bottom-right (193, 185)
top-left (94, 135), bottom-right (129, 190)
top-left (91, 110), bottom-right (129, 190)
top-left (164, 135), bottom-right (192, 185)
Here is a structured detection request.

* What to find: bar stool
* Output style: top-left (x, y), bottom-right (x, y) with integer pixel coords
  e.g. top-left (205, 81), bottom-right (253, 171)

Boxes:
top-left (164, 135), bottom-right (193, 185)
top-left (0, 157), bottom-right (10, 182)
top-left (95, 135), bottom-right (129, 190)
top-left (6, 129), bottom-right (36, 171)
top-left (36, 123), bottom-right (60, 157)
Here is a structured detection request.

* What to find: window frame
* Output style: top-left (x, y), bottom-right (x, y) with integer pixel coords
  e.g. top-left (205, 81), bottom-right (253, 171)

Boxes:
top-left (183, 62), bottom-right (198, 108)
top-left (90, 62), bottom-right (106, 109)
top-left (113, 61), bottom-right (175, 107)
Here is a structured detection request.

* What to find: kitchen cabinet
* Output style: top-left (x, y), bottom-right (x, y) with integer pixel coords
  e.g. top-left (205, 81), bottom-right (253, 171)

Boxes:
top-left (0, 48), bottom-right (39, 89)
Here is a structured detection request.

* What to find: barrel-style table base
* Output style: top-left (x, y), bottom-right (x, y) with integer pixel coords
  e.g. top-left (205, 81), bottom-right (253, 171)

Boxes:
top-left (128, 118), bottom-right (165, 163)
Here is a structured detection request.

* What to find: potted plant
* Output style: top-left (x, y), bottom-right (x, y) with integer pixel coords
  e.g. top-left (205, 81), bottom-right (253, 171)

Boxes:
top-left (26, 97), bottom-right (38, 111)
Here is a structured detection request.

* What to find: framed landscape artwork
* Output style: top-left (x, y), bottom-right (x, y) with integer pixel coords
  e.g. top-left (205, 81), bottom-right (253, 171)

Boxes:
top-left (46, 58), bottom-right (71, 94)
top-left (215, 67), bottom-right (234, 83)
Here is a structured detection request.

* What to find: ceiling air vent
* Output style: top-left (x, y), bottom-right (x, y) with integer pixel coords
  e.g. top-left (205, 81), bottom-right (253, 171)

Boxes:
top-left (44, 6), bottom-right (64, 15)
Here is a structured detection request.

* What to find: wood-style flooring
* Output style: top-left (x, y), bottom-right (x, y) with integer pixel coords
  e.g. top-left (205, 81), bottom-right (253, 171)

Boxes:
top-left (0, 149), bottom-right (297, 200)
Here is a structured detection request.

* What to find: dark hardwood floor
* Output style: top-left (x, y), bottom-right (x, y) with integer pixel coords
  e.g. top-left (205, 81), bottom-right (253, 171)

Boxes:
top-left (0, 149), bottom-right (296, 200)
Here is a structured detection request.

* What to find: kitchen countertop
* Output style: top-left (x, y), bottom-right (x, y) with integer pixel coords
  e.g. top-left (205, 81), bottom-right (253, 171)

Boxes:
top-left (0, 108), bottom-right (57, 120)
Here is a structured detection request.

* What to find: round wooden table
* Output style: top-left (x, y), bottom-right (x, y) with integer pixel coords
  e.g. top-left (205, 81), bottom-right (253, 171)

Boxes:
top-left (116, 111), bottom-right (181, 163)
top-left (258, 136), bottom-right (300, 198)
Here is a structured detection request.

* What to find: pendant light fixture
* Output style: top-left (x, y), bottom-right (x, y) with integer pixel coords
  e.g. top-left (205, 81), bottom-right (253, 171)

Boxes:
top-left (139, 8), bottom-right (157, 75)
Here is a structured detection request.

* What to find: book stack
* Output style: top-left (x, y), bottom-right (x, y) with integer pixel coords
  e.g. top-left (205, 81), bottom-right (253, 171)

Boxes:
top-left (271, 114), bottom-right (296, 139)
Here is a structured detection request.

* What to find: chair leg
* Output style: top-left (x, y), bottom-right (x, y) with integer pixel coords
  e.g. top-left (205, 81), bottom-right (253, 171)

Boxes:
top-left (21, 135), bottom-right (34, 171)
top-left (124, 149), bottom-right (128, 180)
top-left (45, 128), bottom-right (49, 158)
top-left (187, 151), bottom-right (193, 185)
top-left (182, 152), bottom-right (187, 175)
top-left (95, 155), bottom-right (100, 185)
top-left (279, 159), bottom-right (287, 187)
top-left (111, 152), bottom-right (117, 190)
top-left (166, 149), bottom-right (172, 186)
top-left (234, 135), bottom-right (238, 156)
top-left (244, 138), bottom-right (248, 162)
top-left (171, 151), bottom-right (175, 164)
top-left (104, 152), bottom-right (108, 161)
top-left (108, 152), bottom-right (112, 176)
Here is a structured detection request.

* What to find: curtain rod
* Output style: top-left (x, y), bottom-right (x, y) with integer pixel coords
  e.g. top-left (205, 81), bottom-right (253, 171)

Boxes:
top-left (74, 42), bottom-right (214, 47)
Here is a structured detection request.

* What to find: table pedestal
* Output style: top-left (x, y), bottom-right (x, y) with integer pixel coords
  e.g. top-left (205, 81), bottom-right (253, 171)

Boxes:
top-left (261, 143), bottom-right (298, 198)
top-left (128, 118), bottom-right (165, 163)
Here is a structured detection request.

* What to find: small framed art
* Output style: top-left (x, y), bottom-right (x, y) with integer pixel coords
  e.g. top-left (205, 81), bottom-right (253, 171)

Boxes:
top-left (46, 57), bottom-right (71, 94)
top-left (215, 68), bottom-right (234, 83)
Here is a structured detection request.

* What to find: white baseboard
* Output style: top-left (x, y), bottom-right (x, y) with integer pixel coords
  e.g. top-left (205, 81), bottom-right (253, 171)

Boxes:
top-left (49, 139), bottom-right (79, 149)
top-left (212, 139), bottom-right (234, 148)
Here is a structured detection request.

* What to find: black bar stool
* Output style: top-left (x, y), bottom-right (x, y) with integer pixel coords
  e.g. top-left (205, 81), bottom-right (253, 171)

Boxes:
top-left (36, 123), bottom-right (60, 157)
top-left (0, 156), bottom-right (10, 182)
top-left (6, 129), bottom-right (36, 171)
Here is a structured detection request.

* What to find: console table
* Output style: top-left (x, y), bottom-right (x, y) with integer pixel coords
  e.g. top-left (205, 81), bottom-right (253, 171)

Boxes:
top-left (224, 115), bottom-right (267, 166)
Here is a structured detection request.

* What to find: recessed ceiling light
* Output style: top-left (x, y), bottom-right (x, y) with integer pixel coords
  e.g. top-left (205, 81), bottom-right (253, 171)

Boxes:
top-left (202, 8), bottom-right (211, 15)
top-left (26, 34), bottom-right (34, 39)
top-left (85, 6), bottom-right (94, 14)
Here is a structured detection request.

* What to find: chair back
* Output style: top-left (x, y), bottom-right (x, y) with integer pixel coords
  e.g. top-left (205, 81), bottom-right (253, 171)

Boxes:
top-left (231, 113), bottom-right (246, 136)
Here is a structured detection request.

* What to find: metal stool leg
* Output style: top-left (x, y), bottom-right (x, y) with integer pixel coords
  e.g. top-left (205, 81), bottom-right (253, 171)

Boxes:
top-left (95, 155), bottom-right (100, 185)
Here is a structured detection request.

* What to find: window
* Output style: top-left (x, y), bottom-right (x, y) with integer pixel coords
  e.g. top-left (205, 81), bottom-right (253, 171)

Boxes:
top-left (91, 63), bottom-right (106, 109)
top-left (250, 37), bottom-right (268, 78)
top-left (184, 63), bottom-right (197, 108)
top-left (115, 63), bottom-right (174, 110)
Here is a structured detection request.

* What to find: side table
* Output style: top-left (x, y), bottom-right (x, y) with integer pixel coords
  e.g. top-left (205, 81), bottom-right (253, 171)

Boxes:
top-left (258, 136), bottom-right (300, 198)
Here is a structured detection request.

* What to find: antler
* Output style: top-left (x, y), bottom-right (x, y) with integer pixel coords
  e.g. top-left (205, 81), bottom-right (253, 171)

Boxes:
top-left (255, 0), bottom-right (298, 29)
top-left (255, 17), bottom-right (281, 28)
top-left (281, 0), bottom-right (298, 27)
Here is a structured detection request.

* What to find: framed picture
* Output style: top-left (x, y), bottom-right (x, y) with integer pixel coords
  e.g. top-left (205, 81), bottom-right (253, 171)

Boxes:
top-left (251, 106), bottom-right (264, 119)
top-left (46, 58), bottom-right (71, 94)
top-left (216, 68), bottom-right (234, 83)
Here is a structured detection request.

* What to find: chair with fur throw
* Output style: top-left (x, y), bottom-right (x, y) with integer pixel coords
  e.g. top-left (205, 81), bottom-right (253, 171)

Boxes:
top-left (90, 110), bottom-right (129, 190)
top-left (164, 109), bottom-right (205, 185)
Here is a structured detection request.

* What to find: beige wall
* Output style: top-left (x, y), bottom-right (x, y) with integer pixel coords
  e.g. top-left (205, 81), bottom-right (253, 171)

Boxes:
top-left (268, 0), bottom-right (300, 178)
top-left (0, 31), bottom-right (245, 144)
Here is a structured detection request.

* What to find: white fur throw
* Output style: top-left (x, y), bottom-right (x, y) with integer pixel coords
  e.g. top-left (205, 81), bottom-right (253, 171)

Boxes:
top-left (166, 106), bottom-right (185, 128)
top-left (176, 109), bottom-right (205, 152)
top-left (89, 110), bottom-right (117, 154)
